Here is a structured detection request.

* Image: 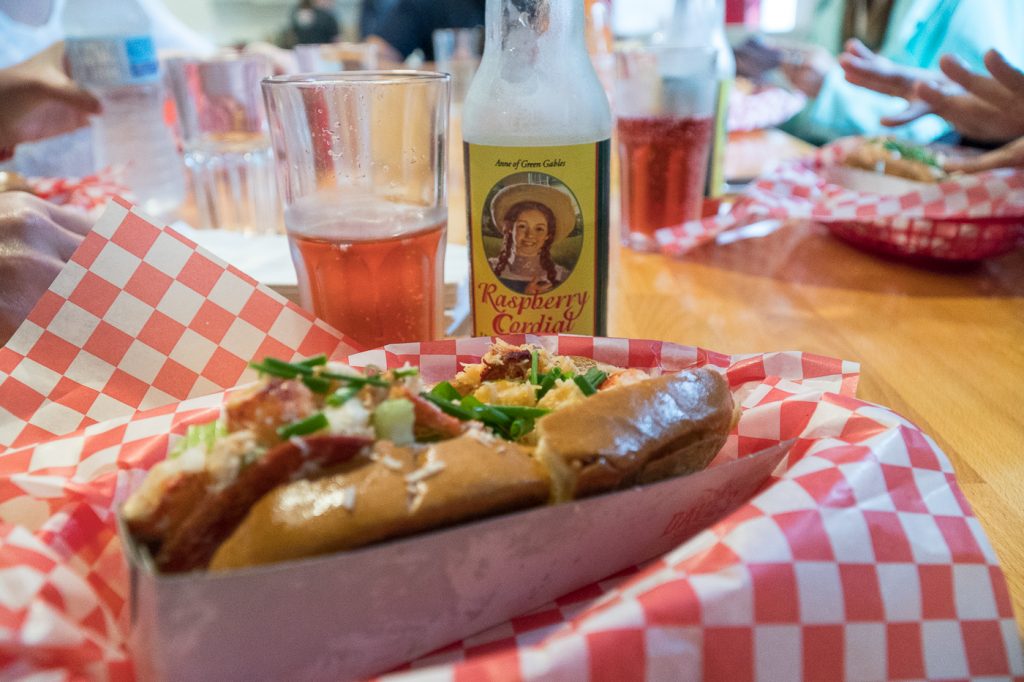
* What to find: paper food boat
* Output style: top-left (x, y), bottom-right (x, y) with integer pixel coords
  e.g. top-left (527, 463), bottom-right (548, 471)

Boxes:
top-left (125, 443), bottom-right (787, 680)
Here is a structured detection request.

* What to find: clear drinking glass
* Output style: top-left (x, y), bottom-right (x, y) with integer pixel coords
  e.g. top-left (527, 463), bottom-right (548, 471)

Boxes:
top-left (167, 53), bottom-right (281, 234)
top-left (614, 46), bottom-right (717, 251)
top-left (294, 42), bottom-right (380, 72)
top-left (432, 27), bottom-right (483, 106)
top-left (262, 72), bottom-right (450, 348)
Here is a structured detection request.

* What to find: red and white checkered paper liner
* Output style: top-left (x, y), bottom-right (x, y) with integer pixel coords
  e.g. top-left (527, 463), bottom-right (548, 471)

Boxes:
top-left (0, 202), bottom-right (1020, 680)
top-left (0, 197), bottom-right (361, 453)
top-left (29, 168), bottom-right (131, 216)
top-left (727, 85), bottom-right (806, 133)
top-left (657, 137), bottom-right (1024, 258)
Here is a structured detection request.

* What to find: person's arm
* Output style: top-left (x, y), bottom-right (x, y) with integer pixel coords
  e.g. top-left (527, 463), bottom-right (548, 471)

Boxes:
top-left (787, 0), bottom-right (1024, 145)
top-left (781, 62), bottom-right (949, 145)
top-left (944, 136), bottom-right (1024, 173)
top-left (733, 36), bottom-right (783, 81)
top-left (0, 43), bottom-right (100, 157)
top-left (840, 44), bottom-right (1024, 145)
top-left (0, 192), bottom-right (92, 346)
top-left (914, 51), bottom-right (1024, 144)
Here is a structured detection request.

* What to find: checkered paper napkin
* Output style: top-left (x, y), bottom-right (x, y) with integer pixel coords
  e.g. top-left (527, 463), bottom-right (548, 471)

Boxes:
top-left (30, 168), bottom-right (130, 215)
top-left (656, 137), bottom-right (1024, 257)
top-left (0, 202), bottom-right (1020, 680)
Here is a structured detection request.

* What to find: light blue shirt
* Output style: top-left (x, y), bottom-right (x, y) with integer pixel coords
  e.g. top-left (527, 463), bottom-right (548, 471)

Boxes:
top-left (782, 0), bottom-right (1024, 144)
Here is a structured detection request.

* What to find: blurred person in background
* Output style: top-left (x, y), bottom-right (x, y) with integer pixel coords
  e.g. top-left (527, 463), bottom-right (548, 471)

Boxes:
top-left (841, 46), bottom-right (1024, 172)
top-left (0, 0), bottom-right (213, 175)
top-left (734, 0), bottom-right (1024, 145)
top-left (360, 0), bottom-right (401, 39)
top-left (0, 0), bottom-right (212, 345)
top-left (290, 0), bottom-right (341, 45)
top-left (367, 0), bottom-right (484, 63)
top-left (0, 0), bottom-right (212, 69)
top-left (0, 43), bottom-right (99, 159)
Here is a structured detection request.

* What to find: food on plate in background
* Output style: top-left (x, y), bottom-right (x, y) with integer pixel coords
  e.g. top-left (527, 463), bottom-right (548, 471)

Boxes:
top-left (843, 137), bottom-right (947, 182)
top-left (122, 341), bottom-right (735, 573)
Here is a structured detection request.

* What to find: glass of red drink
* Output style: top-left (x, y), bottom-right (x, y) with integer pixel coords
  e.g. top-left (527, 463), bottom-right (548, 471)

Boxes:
top-left (262, 72), bottom-right (450, 348)
top-left (614, 47), bottom-right (717, 252)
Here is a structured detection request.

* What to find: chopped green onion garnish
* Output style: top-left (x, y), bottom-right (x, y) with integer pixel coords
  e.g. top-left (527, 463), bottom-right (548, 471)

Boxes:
top-left (249, 360), bottom-right (299, 379)
top-left (537, 369), bottom-right (562, 399)
top-left (325, 385), bottom-right (359, 407)
top-left (508, 418), bottom-right (534, 440)
top-left (393, 367), bottom-right (420, 378)
top-left (573, 375), bottom-right (597, 396)
top-left (487, 405), bottom-right (551, 420)
top-left (429, 381), bottom-right (462, 401)
top-left (298, 354), bottom-right (327, 367)
top-left (277, 412), bottom-right (328, 439)
top-left (420, 392), bottom-right (476, 421)
top-left (529, 350), bottom-right (539, 386)
top-left (263, 357), bottom-right (315, 377)
top-left (301, 375), bottom-right (332, 394)
top-left (320, 371), bottom-right (389, 388)
top-left (583, 368), bottom-right (608, 390)
top-left (460, 395), bottom-right (513, 430)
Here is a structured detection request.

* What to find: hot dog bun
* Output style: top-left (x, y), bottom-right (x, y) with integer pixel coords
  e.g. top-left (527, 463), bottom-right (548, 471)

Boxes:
top-left (535, 368), bottom-right (733, 501)
top-left (124, 344), bottom-right (736, 573)
top-left (210, 434), bottom-right (549, 570)
top-left (210, 368), bottom-right (733, 570)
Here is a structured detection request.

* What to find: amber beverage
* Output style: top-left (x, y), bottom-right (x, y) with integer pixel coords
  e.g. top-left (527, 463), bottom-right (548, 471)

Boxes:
top-left (614, 46), bottom-right (717, 252)
top-left (286, 198), bottom-right (446, 347)
top-left (617, 114), bottom-right (713, 240)
top-left (263, 72), bottom-right (450, 348)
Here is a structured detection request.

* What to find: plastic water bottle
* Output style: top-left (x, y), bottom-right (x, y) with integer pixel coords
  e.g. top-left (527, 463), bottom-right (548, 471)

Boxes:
top-left (62, 0), bottom-right (185, 219)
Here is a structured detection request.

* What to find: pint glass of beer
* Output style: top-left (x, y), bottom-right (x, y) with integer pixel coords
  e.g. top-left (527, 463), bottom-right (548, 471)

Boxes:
top-left (262, 73), bottom-right (450, 348)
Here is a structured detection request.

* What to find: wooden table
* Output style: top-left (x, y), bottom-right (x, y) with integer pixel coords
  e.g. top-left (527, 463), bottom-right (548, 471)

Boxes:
top-left (452, 127), bottom-right (1024, 633)
top-left (611, 217), bottom-right (1024, 623)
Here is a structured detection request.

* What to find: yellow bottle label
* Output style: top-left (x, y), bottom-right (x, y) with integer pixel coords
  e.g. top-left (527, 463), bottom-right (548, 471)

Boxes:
top-left (465, 141), bottom-right (610, 337)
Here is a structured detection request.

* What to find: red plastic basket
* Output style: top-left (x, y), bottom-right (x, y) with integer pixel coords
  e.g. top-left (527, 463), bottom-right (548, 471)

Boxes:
top-left (825, 215), bottom-right (1024, 261)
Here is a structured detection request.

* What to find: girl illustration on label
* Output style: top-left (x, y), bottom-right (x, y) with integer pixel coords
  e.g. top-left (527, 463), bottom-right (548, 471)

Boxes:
top-left (485, 179), bottom-right (581, 294)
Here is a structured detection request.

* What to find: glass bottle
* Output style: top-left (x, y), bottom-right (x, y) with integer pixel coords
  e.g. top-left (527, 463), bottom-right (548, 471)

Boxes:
top-left (463, 0), bottom-right (612, 337)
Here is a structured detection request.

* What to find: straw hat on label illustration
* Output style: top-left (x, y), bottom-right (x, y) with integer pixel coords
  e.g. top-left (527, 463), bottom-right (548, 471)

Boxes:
top-left (490, 182), bottom-right (578, 241)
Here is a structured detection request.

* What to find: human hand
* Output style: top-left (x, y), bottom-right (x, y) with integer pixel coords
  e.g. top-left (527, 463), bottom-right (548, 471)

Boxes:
top-left (734, 36), bottom-right (783, 81)
top-left (839, 38), bottom-right (939, 98)
top-left (780, 45), bottom-right (835, 98)
top-left (0, 192), bottom-right (92, 347)
top-left (944, 136), bottom-right (1024, 174)
top-left (912, 50), bottom-right (1024, 144)
top-left (0, 43), bottom-right (101, 152)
